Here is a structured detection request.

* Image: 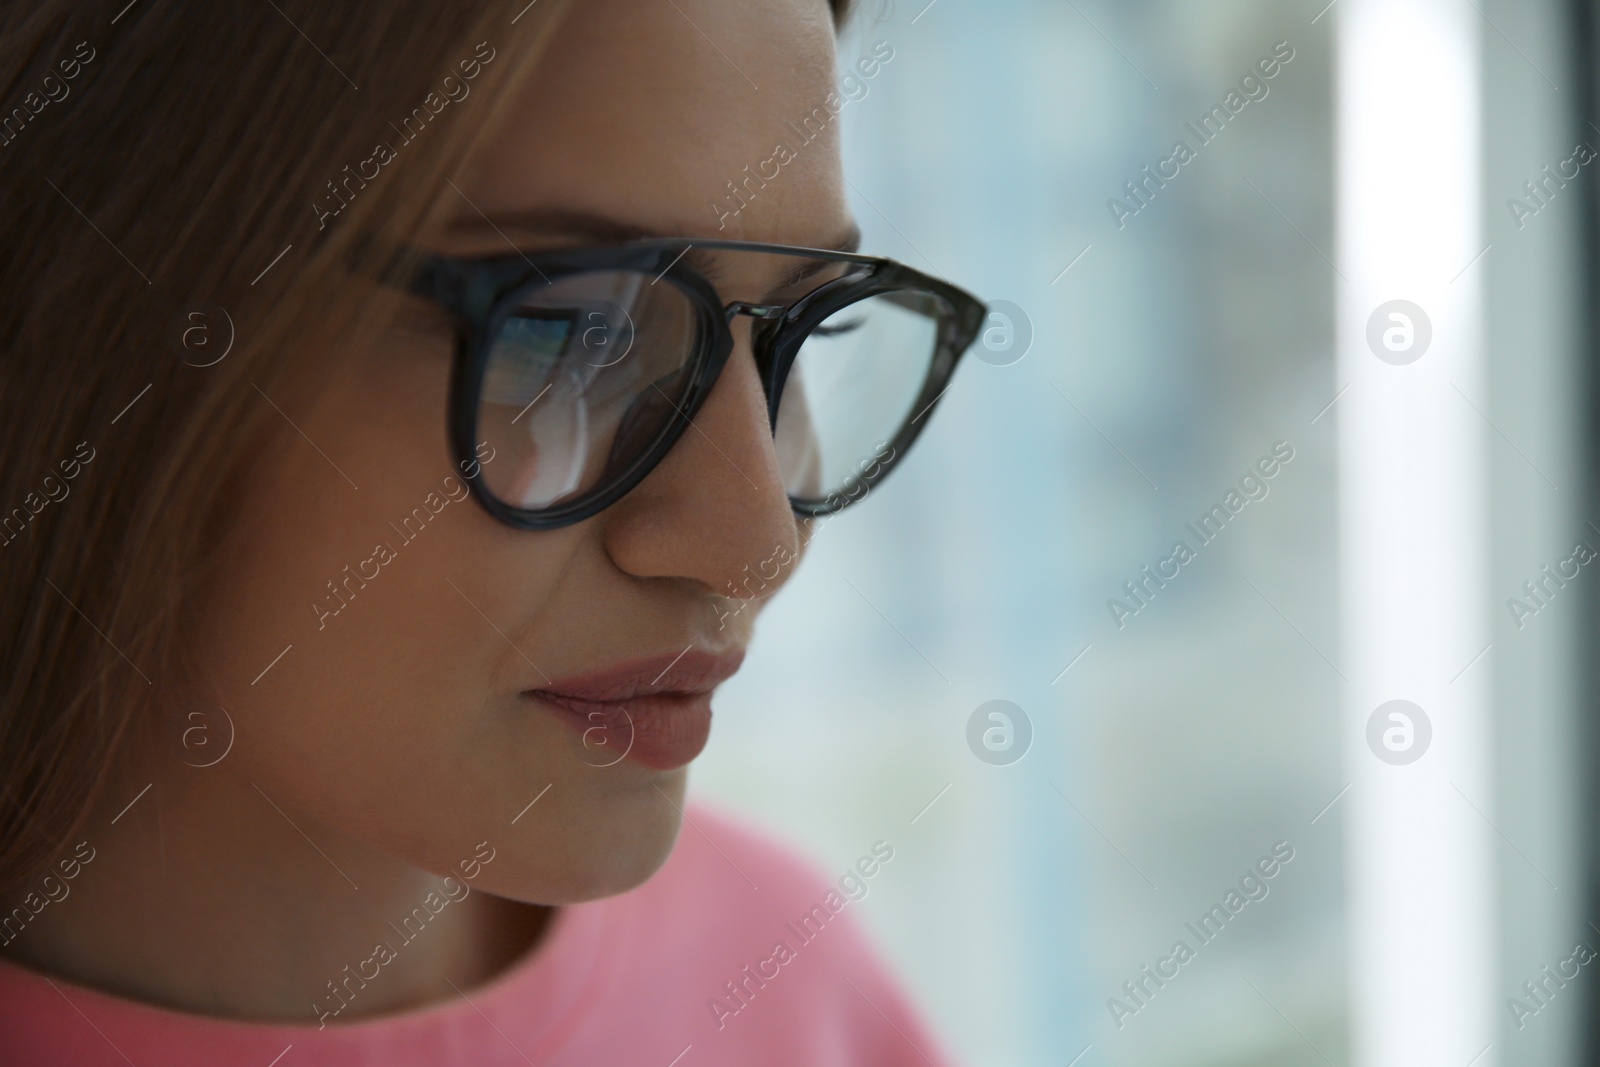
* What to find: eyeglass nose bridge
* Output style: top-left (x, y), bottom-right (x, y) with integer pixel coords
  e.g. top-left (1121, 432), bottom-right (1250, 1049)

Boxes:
top-left (724, 300), bottom-right (787, 323)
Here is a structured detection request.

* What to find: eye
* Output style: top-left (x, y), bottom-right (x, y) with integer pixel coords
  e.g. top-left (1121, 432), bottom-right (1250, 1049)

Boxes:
top-left (811, 315), bottom-right (867, 339)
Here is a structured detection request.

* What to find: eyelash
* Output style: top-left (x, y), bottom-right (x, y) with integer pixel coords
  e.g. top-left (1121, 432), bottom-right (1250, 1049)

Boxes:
top-left (812, 315), bottom-right (866, 338)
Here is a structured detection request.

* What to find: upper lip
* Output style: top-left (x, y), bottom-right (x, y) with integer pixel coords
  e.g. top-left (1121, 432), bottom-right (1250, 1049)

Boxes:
top-left (529, 648), bottom-right (746, 703)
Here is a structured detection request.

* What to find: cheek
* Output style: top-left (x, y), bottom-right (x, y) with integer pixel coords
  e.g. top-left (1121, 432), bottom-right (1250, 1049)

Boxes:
top-left (189, 355), bottom-right (679, 900)
top-left (193, 364), bottom-right (493, 801)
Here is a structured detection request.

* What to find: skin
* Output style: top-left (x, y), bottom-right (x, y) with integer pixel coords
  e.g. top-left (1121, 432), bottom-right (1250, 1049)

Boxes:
top-left (9, 0), bottom-right (854, 1023)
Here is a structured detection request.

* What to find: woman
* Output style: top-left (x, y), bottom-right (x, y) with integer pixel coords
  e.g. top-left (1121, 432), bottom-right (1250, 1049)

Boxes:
top-left (0, 0), bottom-right (983, 1062)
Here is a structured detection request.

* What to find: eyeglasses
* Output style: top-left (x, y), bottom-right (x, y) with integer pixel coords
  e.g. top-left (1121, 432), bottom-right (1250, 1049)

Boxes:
top-left (383, 237), bottom-right (987, 531)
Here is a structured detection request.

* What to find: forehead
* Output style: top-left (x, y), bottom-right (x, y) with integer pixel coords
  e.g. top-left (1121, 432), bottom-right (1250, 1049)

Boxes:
top-left (457, 0), bottom-right (854, 254)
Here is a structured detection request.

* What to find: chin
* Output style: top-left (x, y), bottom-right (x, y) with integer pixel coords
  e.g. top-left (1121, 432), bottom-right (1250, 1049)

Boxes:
top-left (480, 782), bottom-right (688, 904)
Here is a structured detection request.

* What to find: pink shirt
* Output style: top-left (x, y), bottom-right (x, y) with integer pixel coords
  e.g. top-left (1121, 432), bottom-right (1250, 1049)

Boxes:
top-left (0, 803), bottom-right (954, 1066)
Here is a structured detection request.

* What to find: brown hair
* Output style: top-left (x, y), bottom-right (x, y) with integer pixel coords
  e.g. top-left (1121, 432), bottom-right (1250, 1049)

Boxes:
top-left (0, 0), bottom-right (856, 897)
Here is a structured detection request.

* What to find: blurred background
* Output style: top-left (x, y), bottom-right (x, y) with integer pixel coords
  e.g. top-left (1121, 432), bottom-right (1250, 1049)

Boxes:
top-left (693, 0), bottom-right (1591, 1064)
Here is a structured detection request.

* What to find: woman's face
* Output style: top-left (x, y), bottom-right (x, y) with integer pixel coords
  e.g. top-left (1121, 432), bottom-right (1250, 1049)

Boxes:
top-left (182, 0), bottom-right (855, 903)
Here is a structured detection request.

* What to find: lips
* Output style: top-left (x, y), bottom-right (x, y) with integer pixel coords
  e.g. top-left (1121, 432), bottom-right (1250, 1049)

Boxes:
top-left (525, 648), bottom-right (744, 771)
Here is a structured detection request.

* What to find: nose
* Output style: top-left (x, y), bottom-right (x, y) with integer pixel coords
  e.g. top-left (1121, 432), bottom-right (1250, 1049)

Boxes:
top-left (599, 321), bottom-right (802, 602)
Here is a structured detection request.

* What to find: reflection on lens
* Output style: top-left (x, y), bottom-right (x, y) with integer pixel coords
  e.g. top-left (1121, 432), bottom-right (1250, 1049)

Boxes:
top-left (774, 288), bottom-right (944, 504)
top-left (477, 270), bottom-right (696, 511)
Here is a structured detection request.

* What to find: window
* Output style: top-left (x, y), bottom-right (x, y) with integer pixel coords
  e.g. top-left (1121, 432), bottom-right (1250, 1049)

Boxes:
top-left (696, 1), bottom-right (1589, 1063)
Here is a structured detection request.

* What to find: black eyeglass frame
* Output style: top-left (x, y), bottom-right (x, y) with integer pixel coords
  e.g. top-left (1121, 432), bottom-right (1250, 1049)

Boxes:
top-left (388, 237), bottom-right (987, 531)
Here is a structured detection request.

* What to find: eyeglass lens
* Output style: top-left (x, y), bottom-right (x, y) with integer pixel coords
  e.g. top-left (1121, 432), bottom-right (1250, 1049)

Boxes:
top-left (774, 288), bottom-right (945, 506)
top-left (474, 255), bottom-right (948, 516)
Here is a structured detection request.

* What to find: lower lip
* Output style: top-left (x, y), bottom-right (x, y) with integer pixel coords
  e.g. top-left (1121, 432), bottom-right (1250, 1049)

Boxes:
top-left (528, 691), bottom-right (713, 771)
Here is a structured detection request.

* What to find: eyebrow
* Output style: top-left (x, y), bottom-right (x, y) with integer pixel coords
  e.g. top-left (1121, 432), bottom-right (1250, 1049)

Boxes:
top-left (447, 207), bottom-right (864, 295)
